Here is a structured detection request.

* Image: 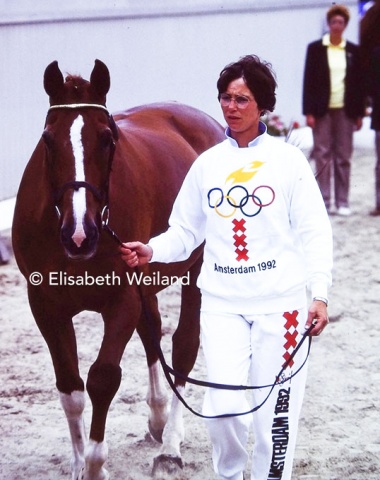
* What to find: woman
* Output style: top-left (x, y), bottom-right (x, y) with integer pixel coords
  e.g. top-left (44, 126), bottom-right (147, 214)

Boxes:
top-left (360, 1), bottom-right (380, 215)
top-left (303, 4), bottom-right (365, 216)
top-left (368, 45), bottom-right (380, 215)
top-left (121, 55), bottom-right (333, 480)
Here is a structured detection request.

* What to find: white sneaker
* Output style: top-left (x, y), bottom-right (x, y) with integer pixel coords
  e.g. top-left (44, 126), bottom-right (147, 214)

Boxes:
top-left (337, 207), bottom-right (351, 216)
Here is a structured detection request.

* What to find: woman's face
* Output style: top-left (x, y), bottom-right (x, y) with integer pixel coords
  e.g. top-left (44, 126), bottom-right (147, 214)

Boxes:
top-left (328, 14), bottom-right (347, 37)
top-left (220, 77), bottom-right (264, 146)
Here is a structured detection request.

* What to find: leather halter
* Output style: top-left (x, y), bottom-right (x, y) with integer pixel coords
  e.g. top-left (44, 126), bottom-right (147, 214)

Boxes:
top-left (45, 103), bottom-right (116, 218)
top-left (48, 103), bottom-right (109, 113)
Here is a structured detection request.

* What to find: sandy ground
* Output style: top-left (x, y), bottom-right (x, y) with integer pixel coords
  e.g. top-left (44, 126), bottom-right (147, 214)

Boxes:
top-left (0, 146), bottom-right (379, 480)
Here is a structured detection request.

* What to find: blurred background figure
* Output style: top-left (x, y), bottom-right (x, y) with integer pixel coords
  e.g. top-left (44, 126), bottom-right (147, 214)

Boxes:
top-left (360, 0), bottom-right (380, 216)
top-left (0, 238), bottom-right (10, 265)
top-left (302, 4), bottom-right (365, 216)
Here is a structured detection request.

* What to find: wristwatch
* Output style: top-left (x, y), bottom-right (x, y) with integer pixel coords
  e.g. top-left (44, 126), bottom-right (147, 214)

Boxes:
top-left (313, 296), bottom-right (328, 306)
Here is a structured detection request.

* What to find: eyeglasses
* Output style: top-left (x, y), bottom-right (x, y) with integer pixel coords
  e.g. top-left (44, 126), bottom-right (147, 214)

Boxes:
top-left (219, 93), bottom-right (253, 109)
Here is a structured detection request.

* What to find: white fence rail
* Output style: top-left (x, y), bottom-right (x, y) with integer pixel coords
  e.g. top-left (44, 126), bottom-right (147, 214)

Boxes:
top-left (0, 0), bottom-right (359, 201)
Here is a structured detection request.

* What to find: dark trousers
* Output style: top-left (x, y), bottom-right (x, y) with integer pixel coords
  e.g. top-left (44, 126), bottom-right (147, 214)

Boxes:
top-left (312, 109), bottom-right (355, 209)
top-left (375, 131), bottom-right (380, 209)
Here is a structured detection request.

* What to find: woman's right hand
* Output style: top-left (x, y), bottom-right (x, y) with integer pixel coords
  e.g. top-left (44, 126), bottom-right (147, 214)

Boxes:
top-left (119, 242), bottom-right (153, 267)
top-left (306, 114), bottom-right (316, 129)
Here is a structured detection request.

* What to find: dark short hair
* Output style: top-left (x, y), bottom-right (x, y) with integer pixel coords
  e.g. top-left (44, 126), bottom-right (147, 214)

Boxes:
top-left (217, 55), bottom-right (277, 115)
top-left (326, 4), bottom-right (350, 25)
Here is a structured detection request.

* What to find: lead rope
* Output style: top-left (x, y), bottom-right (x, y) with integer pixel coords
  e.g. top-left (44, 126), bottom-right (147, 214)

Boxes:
top-left (102, 220), bottom-right (315, 418)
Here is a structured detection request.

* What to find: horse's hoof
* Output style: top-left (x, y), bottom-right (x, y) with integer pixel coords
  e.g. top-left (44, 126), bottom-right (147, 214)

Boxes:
top-left (152, 454), bottom-right (184, 479)
top-left (76, 467), bottom-right (85, 480)
top-left (148, 419), bottom-right (164, 443)
top-left (76, 466), bottom-right (110, 480)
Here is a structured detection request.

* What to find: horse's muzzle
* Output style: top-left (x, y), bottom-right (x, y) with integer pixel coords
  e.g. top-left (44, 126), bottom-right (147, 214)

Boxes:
top-left (60, 218), bottom-right (100, 260)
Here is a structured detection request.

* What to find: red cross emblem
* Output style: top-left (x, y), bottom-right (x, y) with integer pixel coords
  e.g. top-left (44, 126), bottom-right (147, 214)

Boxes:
top-left (282, 311), bottom-right (299, 368)
top-left (232, 218), bottom-right (249, 261)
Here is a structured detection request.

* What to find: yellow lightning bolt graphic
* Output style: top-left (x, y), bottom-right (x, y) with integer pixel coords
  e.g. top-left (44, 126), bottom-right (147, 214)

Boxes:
top-left (225, 161), bottom-right (264, 185)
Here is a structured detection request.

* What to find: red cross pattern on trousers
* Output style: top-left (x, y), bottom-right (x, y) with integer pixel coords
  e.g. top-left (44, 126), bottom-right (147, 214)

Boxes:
top-left (282, 311), bottom-right (299, 368)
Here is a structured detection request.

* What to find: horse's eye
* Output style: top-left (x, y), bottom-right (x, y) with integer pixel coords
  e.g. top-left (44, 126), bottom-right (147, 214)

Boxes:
top-left (99, 128), bottom-right (113, 149)
top-left (42, 129), bottom-right (54, 148)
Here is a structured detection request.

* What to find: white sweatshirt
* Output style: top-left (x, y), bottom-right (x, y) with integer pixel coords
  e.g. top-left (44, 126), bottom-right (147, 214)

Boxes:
top-left (149, 127), bottom-right (333, 315)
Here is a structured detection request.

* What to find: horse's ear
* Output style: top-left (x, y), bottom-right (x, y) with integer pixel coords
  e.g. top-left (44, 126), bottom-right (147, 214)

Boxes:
top-left (90, 59), bottom-right (110, 98)
top-left (44, 61), bottom-right (64, 97)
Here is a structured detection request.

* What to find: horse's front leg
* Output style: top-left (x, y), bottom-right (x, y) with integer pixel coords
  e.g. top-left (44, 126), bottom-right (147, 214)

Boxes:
top-left (60, 390), bottom-right (87, 480)
top-left (29, 290), bottom-right (87, 479)
top-left (81, 293), bottom-right (140, 480)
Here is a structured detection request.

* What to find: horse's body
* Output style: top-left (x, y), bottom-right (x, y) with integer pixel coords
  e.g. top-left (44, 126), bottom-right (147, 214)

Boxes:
top-left (12, 60), bottom-right (224, 480)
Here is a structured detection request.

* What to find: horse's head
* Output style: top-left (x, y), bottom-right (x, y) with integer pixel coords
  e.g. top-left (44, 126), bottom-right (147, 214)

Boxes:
top-left (43, 60), bottom-right (119, 260)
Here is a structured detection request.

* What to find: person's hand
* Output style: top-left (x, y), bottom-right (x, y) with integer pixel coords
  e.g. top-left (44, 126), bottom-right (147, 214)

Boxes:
top-left (119, 242), bottom-right (153, 267)
top-left (305, 299), bottom-right (329, 336)
top-left (306, 114), bottom-right (316, 129)
top-left (354, 117), bottom-right (363, 131)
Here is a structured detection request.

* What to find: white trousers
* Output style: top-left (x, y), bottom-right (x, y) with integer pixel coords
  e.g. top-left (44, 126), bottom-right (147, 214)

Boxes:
top-left (201, 309), bottom-right (309, 480)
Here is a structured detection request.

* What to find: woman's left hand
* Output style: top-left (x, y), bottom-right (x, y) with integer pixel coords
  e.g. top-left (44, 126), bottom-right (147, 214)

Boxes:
top-left (306, 299), bottom-right (329, 336)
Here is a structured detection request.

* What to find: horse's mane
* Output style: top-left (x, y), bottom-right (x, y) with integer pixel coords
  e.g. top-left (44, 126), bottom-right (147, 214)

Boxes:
top-left (60, 74), bottom-right (91, 101)
top-left (65, 74), bottom-right (88, 87)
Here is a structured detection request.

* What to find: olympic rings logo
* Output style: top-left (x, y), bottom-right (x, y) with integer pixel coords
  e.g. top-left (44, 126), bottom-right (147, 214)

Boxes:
top-left (208, 185), bottom-right (275, 218)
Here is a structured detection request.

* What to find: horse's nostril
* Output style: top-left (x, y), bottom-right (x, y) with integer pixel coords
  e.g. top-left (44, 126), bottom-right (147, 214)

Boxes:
top-left (86, 224), bottom-right (99, 243)
top-left (61, 223), bottom-right (75, 246)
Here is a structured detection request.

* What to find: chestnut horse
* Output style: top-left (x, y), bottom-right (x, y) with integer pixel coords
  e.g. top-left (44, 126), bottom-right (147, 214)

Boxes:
top-left (12, 60), bottom-right (224, 480)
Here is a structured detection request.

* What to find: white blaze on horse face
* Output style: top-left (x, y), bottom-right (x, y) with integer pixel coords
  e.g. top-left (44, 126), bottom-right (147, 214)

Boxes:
top-left (70, 115), bottom-right (87, 247)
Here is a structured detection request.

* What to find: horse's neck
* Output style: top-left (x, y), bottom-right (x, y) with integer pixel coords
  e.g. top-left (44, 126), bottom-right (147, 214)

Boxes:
top-left (21, 141), bottom-right (58, 221)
